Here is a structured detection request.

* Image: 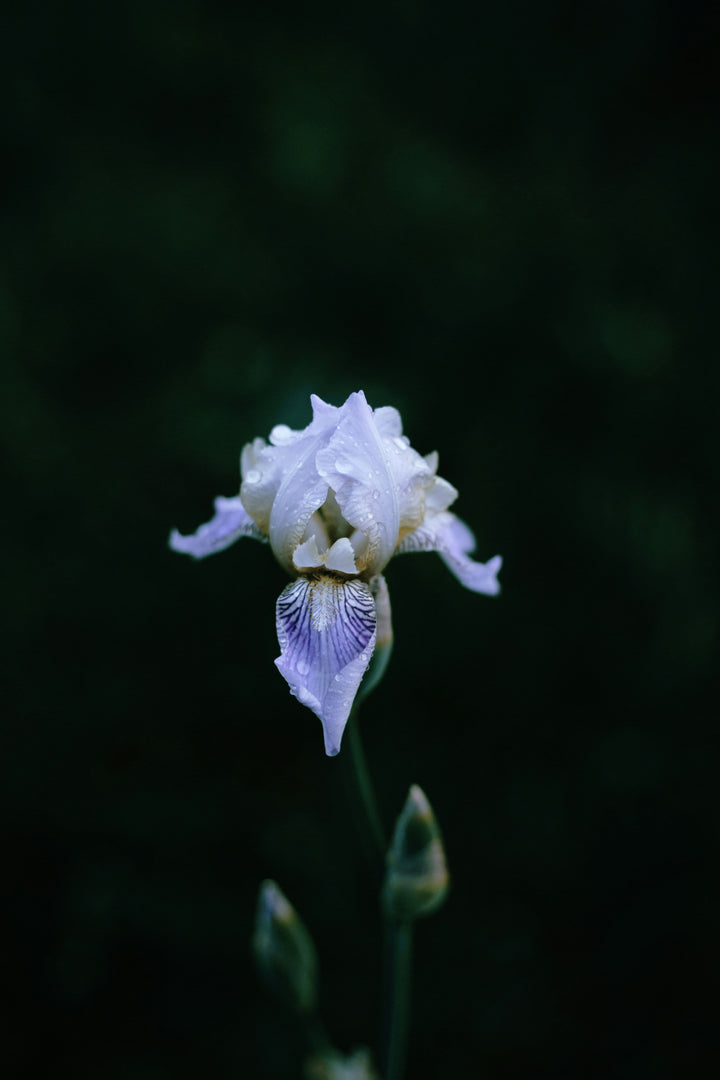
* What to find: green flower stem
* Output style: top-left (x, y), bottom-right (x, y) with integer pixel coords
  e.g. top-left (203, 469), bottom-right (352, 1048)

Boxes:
top-left (381, 920), bottom-right (414, 1080)
top-left (340, 706), bottom-right (386, 882)
top-left (340, 705), bottom-right (416, 1080)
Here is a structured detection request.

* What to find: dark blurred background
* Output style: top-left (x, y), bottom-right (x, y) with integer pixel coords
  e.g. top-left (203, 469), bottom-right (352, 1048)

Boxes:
top-left (2, 1), bottom-right (718, 1077)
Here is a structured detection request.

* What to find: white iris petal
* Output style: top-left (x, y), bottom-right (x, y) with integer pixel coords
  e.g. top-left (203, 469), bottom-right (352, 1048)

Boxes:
top-left (316, 391), bottom-right (432, 575)
top-left (292, 536), bottom-right (358, 575)
top-left (169, 389), bottom-right (501, 755)
top-left (241, 397), bottom-right (339, 574)
top-left (324, 537), bottom-right (359, 574)
top-left (292, 535), bottom-right (324, 570)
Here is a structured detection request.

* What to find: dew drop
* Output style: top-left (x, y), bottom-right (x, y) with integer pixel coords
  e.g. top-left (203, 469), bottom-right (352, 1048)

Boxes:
top-left (271, 423), bottom-right (293, 443)
top-left (297, 659), bottom-right (310, 676)
top-left (245, 469), bottom-right (261, 484)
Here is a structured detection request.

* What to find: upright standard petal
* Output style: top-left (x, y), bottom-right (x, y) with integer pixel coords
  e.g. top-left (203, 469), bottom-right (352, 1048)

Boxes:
top-left (396, 511), bottom-right (502, 595)
top-left (241, 397), bottom-right (340, 574)
top-left (275, 574), bottom-right (377, 756)
top-left (316, 391), bottom-right (432, 575)
top-left (169, 496), bottom-right (266, 559)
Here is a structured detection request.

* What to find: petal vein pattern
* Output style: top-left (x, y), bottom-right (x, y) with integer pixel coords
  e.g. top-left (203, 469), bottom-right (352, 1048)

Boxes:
top-left (275, 575), bottom-right (377, 755)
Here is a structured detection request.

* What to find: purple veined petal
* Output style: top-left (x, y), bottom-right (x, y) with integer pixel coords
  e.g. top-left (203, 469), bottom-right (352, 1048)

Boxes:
top-left (275, 574), bottom-right (377, 756)
top-left (169, 496), bottom-right (267, 559)
top-left (396, 511), bottom-right (502, 596)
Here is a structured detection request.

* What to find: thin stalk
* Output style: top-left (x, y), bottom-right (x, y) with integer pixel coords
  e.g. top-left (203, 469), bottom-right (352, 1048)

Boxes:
top-left (340, 707), bottom-right (386, 882)
top-left (381, 920), bottom-right (414, 1080)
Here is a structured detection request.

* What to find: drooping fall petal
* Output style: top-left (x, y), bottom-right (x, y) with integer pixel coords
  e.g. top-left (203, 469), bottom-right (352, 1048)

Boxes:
top-left (396, 510), bottom-right (502, 595)
top-left (275, 574), bottom-right (377, 755)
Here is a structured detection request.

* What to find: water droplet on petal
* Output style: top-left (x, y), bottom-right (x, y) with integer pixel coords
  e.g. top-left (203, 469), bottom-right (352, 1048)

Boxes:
top-left (245, 469), bottom-right (261, 484)
top-left (271, 424), bottom-right (293, 443)
top-left (297, 659), bottom-right (310, 676)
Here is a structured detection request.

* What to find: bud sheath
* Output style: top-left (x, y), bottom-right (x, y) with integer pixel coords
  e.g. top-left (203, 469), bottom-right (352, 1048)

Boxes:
top-left (252, 879), bottom-right (318, 1014)
top-left (382, 785), bottom-right (449, 923)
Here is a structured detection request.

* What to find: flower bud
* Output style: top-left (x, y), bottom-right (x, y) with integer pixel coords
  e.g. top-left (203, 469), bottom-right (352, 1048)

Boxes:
top-left (252, 879), bottom-right (318, 1014)
top-left (382, 785), bottom-right (449, 922)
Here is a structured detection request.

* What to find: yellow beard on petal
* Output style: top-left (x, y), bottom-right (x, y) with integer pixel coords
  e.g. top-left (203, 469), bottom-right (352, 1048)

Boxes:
top-left (303, 573), bottom-right (345, 632)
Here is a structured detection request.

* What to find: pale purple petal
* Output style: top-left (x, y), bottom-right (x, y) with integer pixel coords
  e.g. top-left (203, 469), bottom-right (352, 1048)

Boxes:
top-left (372, 405), bottom-right (403, 437)
top-left (238, 436), bottom-right (283, 542)
top-left (169, 496), bottom-right (266, 559)
top-left (324, 537), bottom-right (359, 574)
top-left (422, 452), bottom-right (459, 512)
top-left (424, 475), bottom-right (459, 513)
top-left (241, 397), bottom-right (340, 574)
top-left (275, 575), bottom-right (377, 756)
top-left (291, 536), bottom-right (358, 574)
top-left (315, 391), bottom-right (432, 576)
top-left (292, 535), bottom-right (325, 571)
top-left (396, 511), bottom-right (502, 596)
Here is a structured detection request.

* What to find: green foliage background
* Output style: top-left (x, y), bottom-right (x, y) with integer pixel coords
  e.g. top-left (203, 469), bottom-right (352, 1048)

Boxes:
top-left (3, 2), bottom-right (717, 1077)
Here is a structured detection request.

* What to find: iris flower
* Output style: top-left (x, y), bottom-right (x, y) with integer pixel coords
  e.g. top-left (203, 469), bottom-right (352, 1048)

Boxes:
top-left (170, 391), bottom-right (501, 755)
